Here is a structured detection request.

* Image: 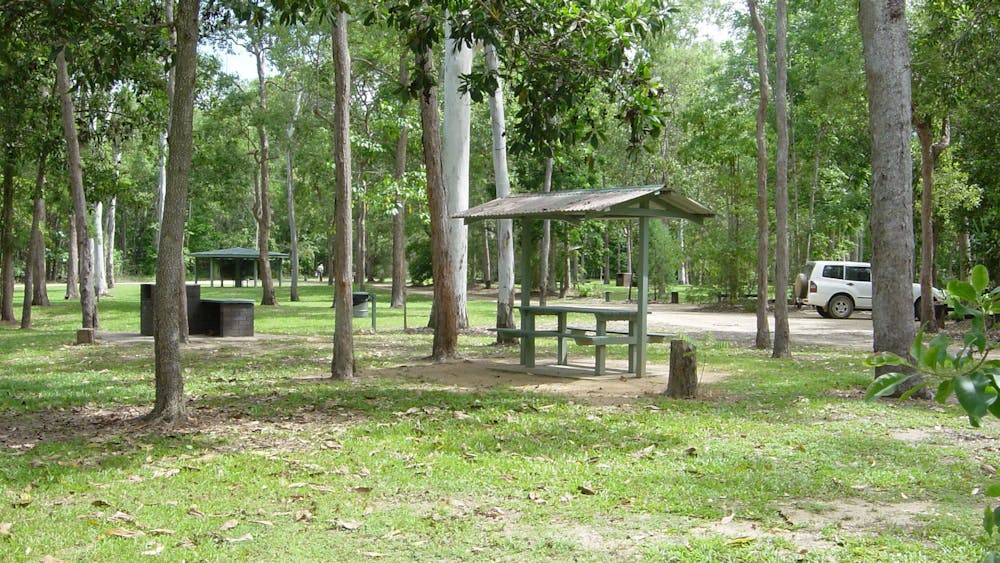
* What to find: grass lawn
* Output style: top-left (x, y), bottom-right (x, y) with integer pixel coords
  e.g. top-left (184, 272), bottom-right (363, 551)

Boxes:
top-left (1, 281), bottom-right (998, 561)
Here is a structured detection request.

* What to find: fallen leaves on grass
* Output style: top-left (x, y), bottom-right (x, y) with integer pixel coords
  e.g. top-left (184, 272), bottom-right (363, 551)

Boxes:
top-left (141, 542), bottom-right (164, 556)
top-left (104, 527), bottom-right (146, 539)
top-left (336, 520), bottom-right (362, 530)
top-left (0, 522), bottom-right (12, 537)
top-left (219, 519), bottom-right (239, 531)
top-left (223, 534), bottom-right (253, 543)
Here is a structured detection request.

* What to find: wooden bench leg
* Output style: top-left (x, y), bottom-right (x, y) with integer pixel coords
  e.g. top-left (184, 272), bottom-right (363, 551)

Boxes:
top-left (556, 315), bottom-right (568, 365)
top-left (594, 345), bottom-right (607, 375)
top-left (522, 335), bottom-right (535, 367)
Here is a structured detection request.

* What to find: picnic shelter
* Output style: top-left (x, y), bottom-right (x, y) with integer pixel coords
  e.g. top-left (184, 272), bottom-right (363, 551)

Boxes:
top-left (454, 185), bottom-right (714, 377)
top-left (190, 247), bottom-right (289, 288)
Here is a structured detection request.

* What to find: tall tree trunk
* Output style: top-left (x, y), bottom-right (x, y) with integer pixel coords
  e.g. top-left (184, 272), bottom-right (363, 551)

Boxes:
top-left (806, 139), bottom-right (821, 261)
top-left (331, 11), bottom-right (355, 379)
top-left (148, 0), bottom-right (198, 424)
top-left (56, 47), bottom-right (96, 329)
top-left (94, 201), bottom-right (108, 296)
top-left (915, 114), bottom-right (949, 329)
top-left (354, 199), bottom-right (367, 291)
top-left (418, 46), bottom-right (457, 360)
top-left (106, 196), bottom-right (116, 289)
top-left (748, 0), bottom-right (770, 350)
top-left (286, 90), bottom-right (302, 301)
top-left (65, 213), bottom-right (79, 299)
top-left (30, 151), bottom-right (49, 306)
top-left (253, 40), bottom-right (276, 306)
top-left (443, 18), bottom-right (472, 329)
top-left (485, 43), bottom-right (516, 341)
top-left (0, 149), bottom-right (14, 322)
top-left (859, 0), bottom-right (918, 387)
top-left (155, 0), bottom-right (175, 251)
top-left (539, 156), bottom-right (554, 306)
top-left (772, 0), bottom-right (791, 358)
top-left (391, 52), bottom-right (409, 309)
top-left (603, 227), bottom-right (611, 284)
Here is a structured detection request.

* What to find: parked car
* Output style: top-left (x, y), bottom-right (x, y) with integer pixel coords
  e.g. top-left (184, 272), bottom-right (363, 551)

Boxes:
top-left (794, 260), bottom-right (946, 319)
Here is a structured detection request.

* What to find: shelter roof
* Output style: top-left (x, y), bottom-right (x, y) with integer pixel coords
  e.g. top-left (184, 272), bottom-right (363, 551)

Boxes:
top-left (453, 185), bottom-right (714, 224)
top-left (190, 247), bottom-right (289, 259)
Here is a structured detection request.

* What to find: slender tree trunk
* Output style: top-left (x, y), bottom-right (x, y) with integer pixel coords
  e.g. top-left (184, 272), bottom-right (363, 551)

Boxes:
top-left (147, 0), bottom-right (198, 424)
top-left (65, 212), bottom-right (79, 299)
top-left (485, 43), bottom-right (516, 340)
top-left (287, 90), bottom-right (301, 301)
top-left (806, 139), bottom-right (821, 262)
top-left (94, 201), bottom-right (108, 296)
top-left (859, 0), bottom-right (918, 387)
top-left (331, 11), bottom-right (355, 379)
top-left (539, 156), bottom-right (554, 306)
top-left (391, 53), bottom-right (409, 309)
top-left (748, 0), bottom-right (770, 350)
top-left (0, 150), bottom-right (14, 322)
top-left (253, 41), bottom-right (276, 306)
top-left (603, 227), bottom-right (611, 284)
top-left (915, 114), bottom-right (949, 329)
top-left (772, 0), bottom-right (791, 358)
top-left (30, 151), bottom-right (49, 306)
top-left (155, 0), bottom-right (175, 251)
top-left (443, 19), bottom-right (472, 329)
top-left (106, 196), bottom-right (116, 289)
top-left (354, 199), bottom-right (367, 291)
top-left (56, 47), bottom-right (96, 329)
top-left (418, 46), bottom-right (457, 360)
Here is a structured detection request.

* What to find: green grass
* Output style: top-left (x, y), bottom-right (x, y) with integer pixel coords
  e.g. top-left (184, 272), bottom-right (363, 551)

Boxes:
top-left (1, 281), bottom-right (998, 561)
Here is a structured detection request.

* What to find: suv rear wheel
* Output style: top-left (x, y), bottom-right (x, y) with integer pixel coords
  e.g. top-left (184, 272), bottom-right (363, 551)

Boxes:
top-left (828, 294), bottom-right (854, 319)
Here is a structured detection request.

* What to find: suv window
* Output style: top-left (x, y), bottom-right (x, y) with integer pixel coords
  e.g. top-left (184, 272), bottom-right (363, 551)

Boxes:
top-left (821, 265), bottom-right (844, 279)
top-left (845, 266), bottom-right (871, 282)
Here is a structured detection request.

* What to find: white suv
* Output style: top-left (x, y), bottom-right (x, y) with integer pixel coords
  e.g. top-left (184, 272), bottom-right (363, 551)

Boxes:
top-left (797, 260), bottom-right (944, 319)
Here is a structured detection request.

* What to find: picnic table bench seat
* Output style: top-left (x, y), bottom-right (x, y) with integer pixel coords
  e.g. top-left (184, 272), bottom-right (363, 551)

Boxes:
top-left (566, 326), bottom-right (671, 344)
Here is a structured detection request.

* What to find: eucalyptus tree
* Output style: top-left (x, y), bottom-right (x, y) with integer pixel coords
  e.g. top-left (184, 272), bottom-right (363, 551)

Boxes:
top-left (943, 2), bottom-right (1000, 273)
top-left (484, 43), bottom-right (515, 340)
top-left (910, 0), bottom-right (966, 327)
top-left (858, 0), bottom-right (917, 383)
top-left (459, 0), bottom-right (674, 306)
top-left (746, 0), bottom-right (770, 350)
top-left (148, 0), bottom-right (199, 424)
top-left (772, 0), bottom-right (790, 358)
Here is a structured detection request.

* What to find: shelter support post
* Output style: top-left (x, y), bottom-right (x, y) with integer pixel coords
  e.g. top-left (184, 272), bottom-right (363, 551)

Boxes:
top-left (635, 214), bottom-right (650, 377)
top-left (520, 219), bottom-right (534, 366)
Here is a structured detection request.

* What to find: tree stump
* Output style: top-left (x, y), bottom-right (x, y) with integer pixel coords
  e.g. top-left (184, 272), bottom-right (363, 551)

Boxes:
top-left (76, 328), bottom-right (95, 345)
top-left (666, 339), bottom-right (697, 398)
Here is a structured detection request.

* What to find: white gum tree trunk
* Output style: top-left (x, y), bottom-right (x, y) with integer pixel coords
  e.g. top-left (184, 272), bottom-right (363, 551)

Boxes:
top-left (485, 44), bottom-right (515, 339)
top-left (442, 18), bottom-right (472, 329)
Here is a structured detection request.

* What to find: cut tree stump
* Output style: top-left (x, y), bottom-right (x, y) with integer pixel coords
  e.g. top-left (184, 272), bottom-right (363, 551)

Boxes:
top-left (76, 328), bottom-right (95, 345)
top-left (666, 339), bottom-right (697, 398)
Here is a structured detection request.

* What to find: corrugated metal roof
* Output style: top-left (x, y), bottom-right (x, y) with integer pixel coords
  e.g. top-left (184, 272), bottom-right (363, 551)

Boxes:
top-left (453, 185), bottom-right (714, 223)
top-left (190, 247), bottom-right (289, 259)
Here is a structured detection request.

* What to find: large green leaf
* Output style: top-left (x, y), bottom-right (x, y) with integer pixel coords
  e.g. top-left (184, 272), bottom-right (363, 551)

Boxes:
top-left (948, 280), bottom-right (978, 302)
top-left (865, 352), bottom-right (907, 368)
top-left (972, 264), bottom-right (991, 294)
top-left (955, 375), bottom-right (990, 427)
top-left (865, 372), bottom-right (913, 401)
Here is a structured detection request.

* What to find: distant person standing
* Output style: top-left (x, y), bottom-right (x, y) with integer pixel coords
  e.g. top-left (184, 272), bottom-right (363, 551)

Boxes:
top-left (315, 263), bottom-right (324, 283)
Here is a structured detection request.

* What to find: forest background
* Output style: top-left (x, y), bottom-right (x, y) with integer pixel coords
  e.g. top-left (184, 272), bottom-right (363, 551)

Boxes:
top-left (1, 0), bottom-right (997, 325)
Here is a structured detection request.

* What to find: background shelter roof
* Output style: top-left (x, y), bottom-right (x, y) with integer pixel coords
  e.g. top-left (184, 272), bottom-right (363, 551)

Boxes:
top-left (190, 247), bottom-right (288, 259)
top-left (453, 185), bottom-right (714, 223)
